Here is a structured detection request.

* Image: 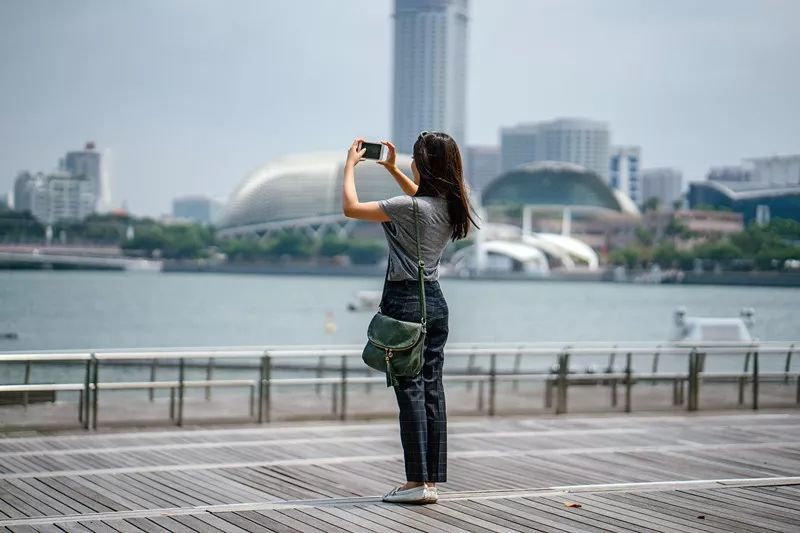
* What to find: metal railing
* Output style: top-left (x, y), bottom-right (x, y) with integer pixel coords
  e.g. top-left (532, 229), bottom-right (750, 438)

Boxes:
top-left (0, 341), bottom-right (797, 429)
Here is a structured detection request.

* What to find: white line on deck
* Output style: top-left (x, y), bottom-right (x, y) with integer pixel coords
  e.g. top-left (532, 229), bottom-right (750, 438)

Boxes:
top-left (0, 475), bottom-right (797, 528)
top-left (0, 427), bottom-right (648, 458)
top-left (1, 439), bottom-right (798, 480)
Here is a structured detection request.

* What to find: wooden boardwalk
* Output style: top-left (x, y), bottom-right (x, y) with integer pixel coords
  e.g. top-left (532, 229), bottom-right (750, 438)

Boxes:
top-left (0, 411), bottom-right (799, 532)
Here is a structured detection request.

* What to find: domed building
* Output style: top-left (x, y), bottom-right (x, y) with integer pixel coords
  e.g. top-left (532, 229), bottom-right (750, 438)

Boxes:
top-left (217, 152), bottom-right (414, 238)
top-left (447, 161), bottom-right (641, 275)
top-left (481, 161), bottom-right (640, 216)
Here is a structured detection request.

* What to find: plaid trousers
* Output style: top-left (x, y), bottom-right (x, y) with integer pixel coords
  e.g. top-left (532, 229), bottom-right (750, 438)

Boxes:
top-left (380, 279), bottom-right (449, 482)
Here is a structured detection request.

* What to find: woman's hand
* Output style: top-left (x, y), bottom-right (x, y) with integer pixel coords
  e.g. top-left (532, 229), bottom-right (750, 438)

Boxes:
top-left (377, 140), bottom-right (398, 171)
top-left (346, 138), bottom-right (366, 167)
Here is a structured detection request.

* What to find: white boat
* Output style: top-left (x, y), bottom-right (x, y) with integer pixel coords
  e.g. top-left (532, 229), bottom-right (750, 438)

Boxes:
top-left (347, 290), bottom-right (382, 312)
top-left (670, 307), bottom-right (755, 342)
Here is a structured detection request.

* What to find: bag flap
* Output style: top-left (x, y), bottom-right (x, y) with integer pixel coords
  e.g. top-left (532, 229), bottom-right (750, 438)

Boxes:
top-left (367, 312), bottom-right (424, 351)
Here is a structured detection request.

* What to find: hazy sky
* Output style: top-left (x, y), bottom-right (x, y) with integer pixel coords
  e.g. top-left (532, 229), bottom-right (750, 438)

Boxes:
top-left (1, 0), bottom-right (798, 216)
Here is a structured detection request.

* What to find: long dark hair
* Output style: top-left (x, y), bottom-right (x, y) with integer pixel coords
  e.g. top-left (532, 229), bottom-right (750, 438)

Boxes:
top-left (412, 132), bottom-right (481, 241)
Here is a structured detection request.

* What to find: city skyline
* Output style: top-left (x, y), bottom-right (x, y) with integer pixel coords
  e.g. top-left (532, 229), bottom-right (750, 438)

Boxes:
top-left (1, 0), bottom-right (799, 217)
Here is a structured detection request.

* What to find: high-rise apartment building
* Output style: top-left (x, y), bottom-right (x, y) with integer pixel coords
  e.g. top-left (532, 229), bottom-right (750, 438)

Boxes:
top-left (641, 168), bottom-right (683, 211)
top-left (13, 171), bottom-right (96, 224)
top-left (609, 145), bottom-right (642, 204)
top-left (464, 145), bottom-right (499, 195)
top-left (392, 0), bottom-right (469, 154)
top-left (500, 118), bottom-right (610, 181)
top-left (62, 141), bottom-right (110, 211)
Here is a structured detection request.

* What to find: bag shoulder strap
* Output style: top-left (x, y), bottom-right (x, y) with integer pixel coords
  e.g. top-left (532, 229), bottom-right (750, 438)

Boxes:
top-left (377, 196), bottom-right (426, 326)
top-left (412, 196), bottom-right (426, 326)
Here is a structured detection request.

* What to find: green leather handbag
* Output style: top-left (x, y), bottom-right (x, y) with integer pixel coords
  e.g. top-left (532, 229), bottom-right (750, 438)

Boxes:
top-left (362, 196), bottom-right (427, 387)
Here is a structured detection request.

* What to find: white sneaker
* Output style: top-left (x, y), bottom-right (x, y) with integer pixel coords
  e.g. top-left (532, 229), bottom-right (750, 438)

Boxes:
top-left (382, 485), bottom-right (432, 504)
top-left (423, 486), bottom-right (439, 504)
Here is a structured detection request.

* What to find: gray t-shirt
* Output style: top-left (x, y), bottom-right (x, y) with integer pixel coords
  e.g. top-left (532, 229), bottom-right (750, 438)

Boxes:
top-left (378, 194), bottom-right (452, 281)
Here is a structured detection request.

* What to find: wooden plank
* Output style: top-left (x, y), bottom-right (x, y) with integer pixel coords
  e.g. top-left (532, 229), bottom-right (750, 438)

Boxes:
top-left (210, 511), bottom-right (295, 533)
top-left (572, 492), bottom-right (724, 533)
top-left (600, 491), bottom-right (778, 533)
top-left (273, 509), bottom-right (352, 533)
top-left (186, 513), bottom-right (254, 533)
top-left (358, 504), bottom-right (455, 533)
top-left (7, 479), bottom-right (86, 516)
top-left (234, 510), bottom-right (305, 533)
top-left (334, 505), bottom-right (431, 533)
top-left (444, 500), bottom-right (560, 533)
top-left (629, 490), bottom-right (795, 532)
top-left (476, 496), bottom-right (638, 533)
top-left (289, 507), bottom-right (376, 533)
top-left (121, 518), bottom-right (172, 533)
top-left (314, 505), bottom-right (399, 533)
top-left (470, 498), bottom-right (590, 533)
top-left (354, 504), bottom-right (454, 533)
top-left (140, 516), bottom-right (198, 533)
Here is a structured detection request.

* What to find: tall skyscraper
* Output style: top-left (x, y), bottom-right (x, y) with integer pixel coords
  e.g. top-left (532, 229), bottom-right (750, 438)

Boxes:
top-left (63, 141), bottom-right (110, 211)
top-left (500, 118), bottom-right (610, 181)
top-left (641, 168), bottom-right (683, 211)
top-left (609, 145), bottom-right (642, 204)
top-left (392, 0), bottom-right (469, 154)
top-left (464, 145), bottom-right (499, 195)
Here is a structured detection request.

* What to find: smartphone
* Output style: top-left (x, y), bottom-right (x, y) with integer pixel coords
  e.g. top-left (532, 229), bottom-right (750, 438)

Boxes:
top-left (359, 141), bottom-right (385, 161)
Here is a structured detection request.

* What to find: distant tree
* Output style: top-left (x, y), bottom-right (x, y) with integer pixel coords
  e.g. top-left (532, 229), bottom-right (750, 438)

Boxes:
top-left (608, 247), bottom-right (643, 269)
top-left (634, 226), bottom-right (654, 247)
top-left (346, 241), bottom-right (386, 265)
top-left (318, 234), bottom-right (349, 257)
top-left (665, 218), bottom-right (692, 241)
top-left (270, 231), bottom-right (313, 259)
top-left (642, 197), bottom-right (660, 212)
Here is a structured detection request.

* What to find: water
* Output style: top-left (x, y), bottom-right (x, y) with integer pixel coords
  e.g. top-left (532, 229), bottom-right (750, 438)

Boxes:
top-left (1, 271), bottom-right (798, 382)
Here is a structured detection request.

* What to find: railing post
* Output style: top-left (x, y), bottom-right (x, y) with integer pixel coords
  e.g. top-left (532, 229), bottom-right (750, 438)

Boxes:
top-left (149, 359), bottom-right (158, 402)
top-left (340, 355), bottom-right (347, 421)
top-left (91, 353), bottom-right (98, 429)
top-left (466, 353), bottom-right (476, 391)
top-left (544, 378), bottom-right (552, 409)
top-left (624, 352), bottom-right (632, 413)
top-left (488, 353), bottom-right (497, 417)
top-left (257, 354), bottom-right (266, 423)
top-left (651, 345), bottom-right (660, 385)
top-left (752, 349), bottom-right (759, 410)
top-left (249, 384), bottom-right (255, 417)
top-left (687, 348), bottom-right (698, 412)
top-left (512, 349), bottom-right (521, 392)
top-left (611, 379), bottom-right (618, 407)
top-left (82, 357), bottom-right (91, 429)
top-left (316, 356), bottom-right (324, 396)
top-left (23, 360), bottom-right (31, 408)
top-left (264, 354), bottom-right (272, 423)
top-left (177, 357), bottom-right (185, 426)
top-left (738, 350), bottom-right (750, 405)
top-left (556, 350), bottom-right (570, 415)
top-left (205, 357), bottom-right (214, 401)
top-left (785, 344), bottom-right (794, 384)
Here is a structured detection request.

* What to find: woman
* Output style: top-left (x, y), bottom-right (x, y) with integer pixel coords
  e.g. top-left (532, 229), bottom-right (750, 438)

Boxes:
top-left (342, 132), bottom-right (480, 504)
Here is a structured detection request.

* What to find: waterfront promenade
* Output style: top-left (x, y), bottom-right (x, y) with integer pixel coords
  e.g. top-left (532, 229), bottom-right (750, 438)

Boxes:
top-left (0, 411), bottom-right (798, 532)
